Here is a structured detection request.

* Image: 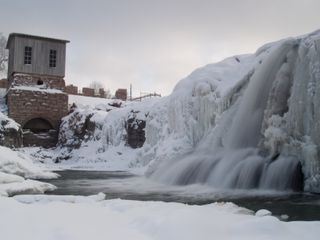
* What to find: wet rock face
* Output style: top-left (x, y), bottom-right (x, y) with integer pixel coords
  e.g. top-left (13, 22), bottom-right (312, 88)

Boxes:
top-left (0, 120), bottom-right (23, 148)
top-left (126, 116), bottom-right (146, 148)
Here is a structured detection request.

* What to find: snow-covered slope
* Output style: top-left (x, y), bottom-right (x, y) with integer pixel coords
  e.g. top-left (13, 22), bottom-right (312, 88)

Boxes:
top-left (68, 94), bottom-right (121, 108)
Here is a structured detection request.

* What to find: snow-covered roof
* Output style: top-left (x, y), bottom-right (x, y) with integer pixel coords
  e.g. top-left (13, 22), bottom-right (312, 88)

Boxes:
top-left (6, 33), bottom-right (70, 49)
top-left (11, 86), bottom-right (65, 94)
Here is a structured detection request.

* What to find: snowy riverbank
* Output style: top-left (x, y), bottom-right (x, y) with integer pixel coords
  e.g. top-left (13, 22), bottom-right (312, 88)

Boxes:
top-left (0, 146), bottom-right (58, 196)
top-left (1, 194), bottom-right (320, 240)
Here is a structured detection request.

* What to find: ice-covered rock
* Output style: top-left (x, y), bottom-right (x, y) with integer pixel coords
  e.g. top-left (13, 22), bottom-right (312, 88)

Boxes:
top-left (0, 146), bottom-right (57, 196)
top-left (0, 112), bottom-right (23, 148)
top-left (255, 209), bottom-right (272, 217)
top-left (126, 111), bottom-right (146, 148)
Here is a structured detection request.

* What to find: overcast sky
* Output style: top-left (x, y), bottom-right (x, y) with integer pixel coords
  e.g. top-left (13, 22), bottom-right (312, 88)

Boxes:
top-left (1, 0), bottom-right (320, 96)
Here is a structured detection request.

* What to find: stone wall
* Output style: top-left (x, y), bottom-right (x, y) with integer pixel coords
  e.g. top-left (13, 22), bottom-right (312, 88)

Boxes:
top-left (98, 88), bottom-right (105, 98)
top-left (82, 87), bottom-right (95, 97)
top-left (65, 84), bottom-right (78, 95)
top-left (23, 129), bottom-right (58, 148)
top-left (115, 88), bottom-right (127, 101)
top-left (9, 74), bottom-right (66, 91)
top-left (0, 78), bottom-right (8, 88)
top-left (7, 89), bottom-right (68, 130)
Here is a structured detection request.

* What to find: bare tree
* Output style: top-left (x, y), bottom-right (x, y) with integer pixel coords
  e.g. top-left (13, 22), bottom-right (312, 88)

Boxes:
top-left (0, 33), bottom-right (8, 77)
top-left (89, 81), bottom-right (104, 95)
top-left (89, 81), bottom-right (112, 98)
top-left (105, 88), bottom-right (112, 99)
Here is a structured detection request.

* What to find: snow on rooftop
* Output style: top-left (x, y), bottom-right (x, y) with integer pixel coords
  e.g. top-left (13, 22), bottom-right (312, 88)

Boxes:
top-left (11, 86), bottom-right (64, 94)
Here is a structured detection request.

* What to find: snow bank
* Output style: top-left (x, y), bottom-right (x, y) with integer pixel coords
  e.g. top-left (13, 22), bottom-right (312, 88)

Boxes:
top-left (0, 146), bottom-right (57, 196)
top-left (0, 196), bottom-right (319, 240)
top-left (0, 111), bottom-right (19, 131)
top-left (14, 192), bottom-right (106, 204)
top-left (69, 94), bottom-right (126, 109)
top-left (0, 110), bottom-right (22, 148)
top-left (0, 146), bottom-right (57, 179)
top-left (0, 179), bottom-right (56, 197)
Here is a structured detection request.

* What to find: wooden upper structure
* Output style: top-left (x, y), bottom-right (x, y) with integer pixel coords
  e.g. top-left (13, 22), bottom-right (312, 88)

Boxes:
top-left (6, 33), bottom-right (69, 79)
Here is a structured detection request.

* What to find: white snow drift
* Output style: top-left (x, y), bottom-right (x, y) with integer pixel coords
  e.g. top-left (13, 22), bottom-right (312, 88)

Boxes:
top-left (0, 146), bottom-right (57, 196)
top-left (0, 195), bottom-right (319, 240)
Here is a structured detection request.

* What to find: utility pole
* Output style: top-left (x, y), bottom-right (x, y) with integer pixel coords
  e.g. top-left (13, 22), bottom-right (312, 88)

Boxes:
top-left (130, 84), bottom-right (132, 101)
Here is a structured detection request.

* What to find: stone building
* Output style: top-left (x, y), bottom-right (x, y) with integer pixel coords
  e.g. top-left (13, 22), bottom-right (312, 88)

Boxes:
top-left (82, 87), bottom-right (94, 97)
top-left (115, 88), bottom-right (127, 101)
top-left (5, 33), bottom-right (69, 147)
top-left (98, 88), bottom-right (105, 98)
top-left (0, 78), bottom-right (8, 88)
top-left (65, 84), bottom-right (78, 95)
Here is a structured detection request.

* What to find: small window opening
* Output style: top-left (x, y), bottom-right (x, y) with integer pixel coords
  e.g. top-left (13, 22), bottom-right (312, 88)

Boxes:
top-left (24, 46), bottom-right (32, 64)
top-left (49, 49), bottom-right (57, 67)
top-left (37, 80), bottom-right (44, 85)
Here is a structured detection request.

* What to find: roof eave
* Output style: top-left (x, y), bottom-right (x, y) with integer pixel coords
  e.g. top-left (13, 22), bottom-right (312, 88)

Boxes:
top-left (6, 33), bottom-right (70, 49)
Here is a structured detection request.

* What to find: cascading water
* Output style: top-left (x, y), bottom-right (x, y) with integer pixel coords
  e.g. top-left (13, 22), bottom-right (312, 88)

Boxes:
top-left (149, 33), bottom-right (320, 192)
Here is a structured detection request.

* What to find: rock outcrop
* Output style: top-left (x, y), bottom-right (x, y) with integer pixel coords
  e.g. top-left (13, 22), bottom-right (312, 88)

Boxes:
top-left (0, 116), bottom-right (23, 148)
top-left (126, 112), bottom-right (146, 148)
top-left (58, 106), bottom-right (98, 149)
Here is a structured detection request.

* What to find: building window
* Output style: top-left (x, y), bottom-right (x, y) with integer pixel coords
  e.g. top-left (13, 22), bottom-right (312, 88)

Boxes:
top-left (49, 49), bottom-right (57, 68)
top-left (24, 46), bottom-right (32, 64)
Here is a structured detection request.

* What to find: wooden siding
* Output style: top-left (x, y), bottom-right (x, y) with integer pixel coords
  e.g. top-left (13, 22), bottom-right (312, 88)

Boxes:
top-left (7, 39), bottom-right (15, 78)
top-left (8, 35), bottom-right (67, 77)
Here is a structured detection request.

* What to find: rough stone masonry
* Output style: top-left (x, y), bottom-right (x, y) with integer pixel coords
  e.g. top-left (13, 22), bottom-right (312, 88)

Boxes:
top-left (7, 77), bottom-right (68, 130)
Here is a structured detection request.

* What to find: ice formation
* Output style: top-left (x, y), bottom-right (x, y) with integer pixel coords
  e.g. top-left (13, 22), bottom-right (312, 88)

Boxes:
top-left (144, 31), bottom-right (320, 192)
top-left (56, 30), bottom-right (320, 193)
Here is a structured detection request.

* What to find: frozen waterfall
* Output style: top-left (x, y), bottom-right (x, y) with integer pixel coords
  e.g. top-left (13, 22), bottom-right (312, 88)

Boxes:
top-left (148, 32), bottom-right (320, 192)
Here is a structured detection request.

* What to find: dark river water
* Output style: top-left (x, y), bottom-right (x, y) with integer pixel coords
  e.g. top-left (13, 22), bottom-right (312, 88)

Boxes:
top-left (42, 170), bottom-right (320, 221)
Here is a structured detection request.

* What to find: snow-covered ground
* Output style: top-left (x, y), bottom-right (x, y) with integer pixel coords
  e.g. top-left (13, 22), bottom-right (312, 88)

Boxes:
top-left (69, 94), bottom-right (113, 107)
top-left (0, 194), bottom-right (319, 240)
top-left (69, 94), bottom-right (129, 109)
top-left (0, 146), bottom-right (57, 196)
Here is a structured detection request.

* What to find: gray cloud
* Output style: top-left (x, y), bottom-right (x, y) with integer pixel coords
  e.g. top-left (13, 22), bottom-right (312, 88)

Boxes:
top-left (1, 0), bottom-right (320, 96)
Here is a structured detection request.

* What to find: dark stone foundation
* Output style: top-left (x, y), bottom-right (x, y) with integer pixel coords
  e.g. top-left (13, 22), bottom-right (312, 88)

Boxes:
top-left (23, 129), bottom-right (58, 148)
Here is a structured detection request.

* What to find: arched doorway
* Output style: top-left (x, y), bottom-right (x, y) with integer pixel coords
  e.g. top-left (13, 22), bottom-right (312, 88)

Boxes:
top-left (23, 118), bottom-right (54, 133)
top-left (23, 118), bottom-right (58, 148)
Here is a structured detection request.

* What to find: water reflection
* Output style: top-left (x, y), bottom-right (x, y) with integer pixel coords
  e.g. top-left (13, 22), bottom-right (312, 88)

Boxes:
top-left (42, 170), bottom-right (320, 221)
